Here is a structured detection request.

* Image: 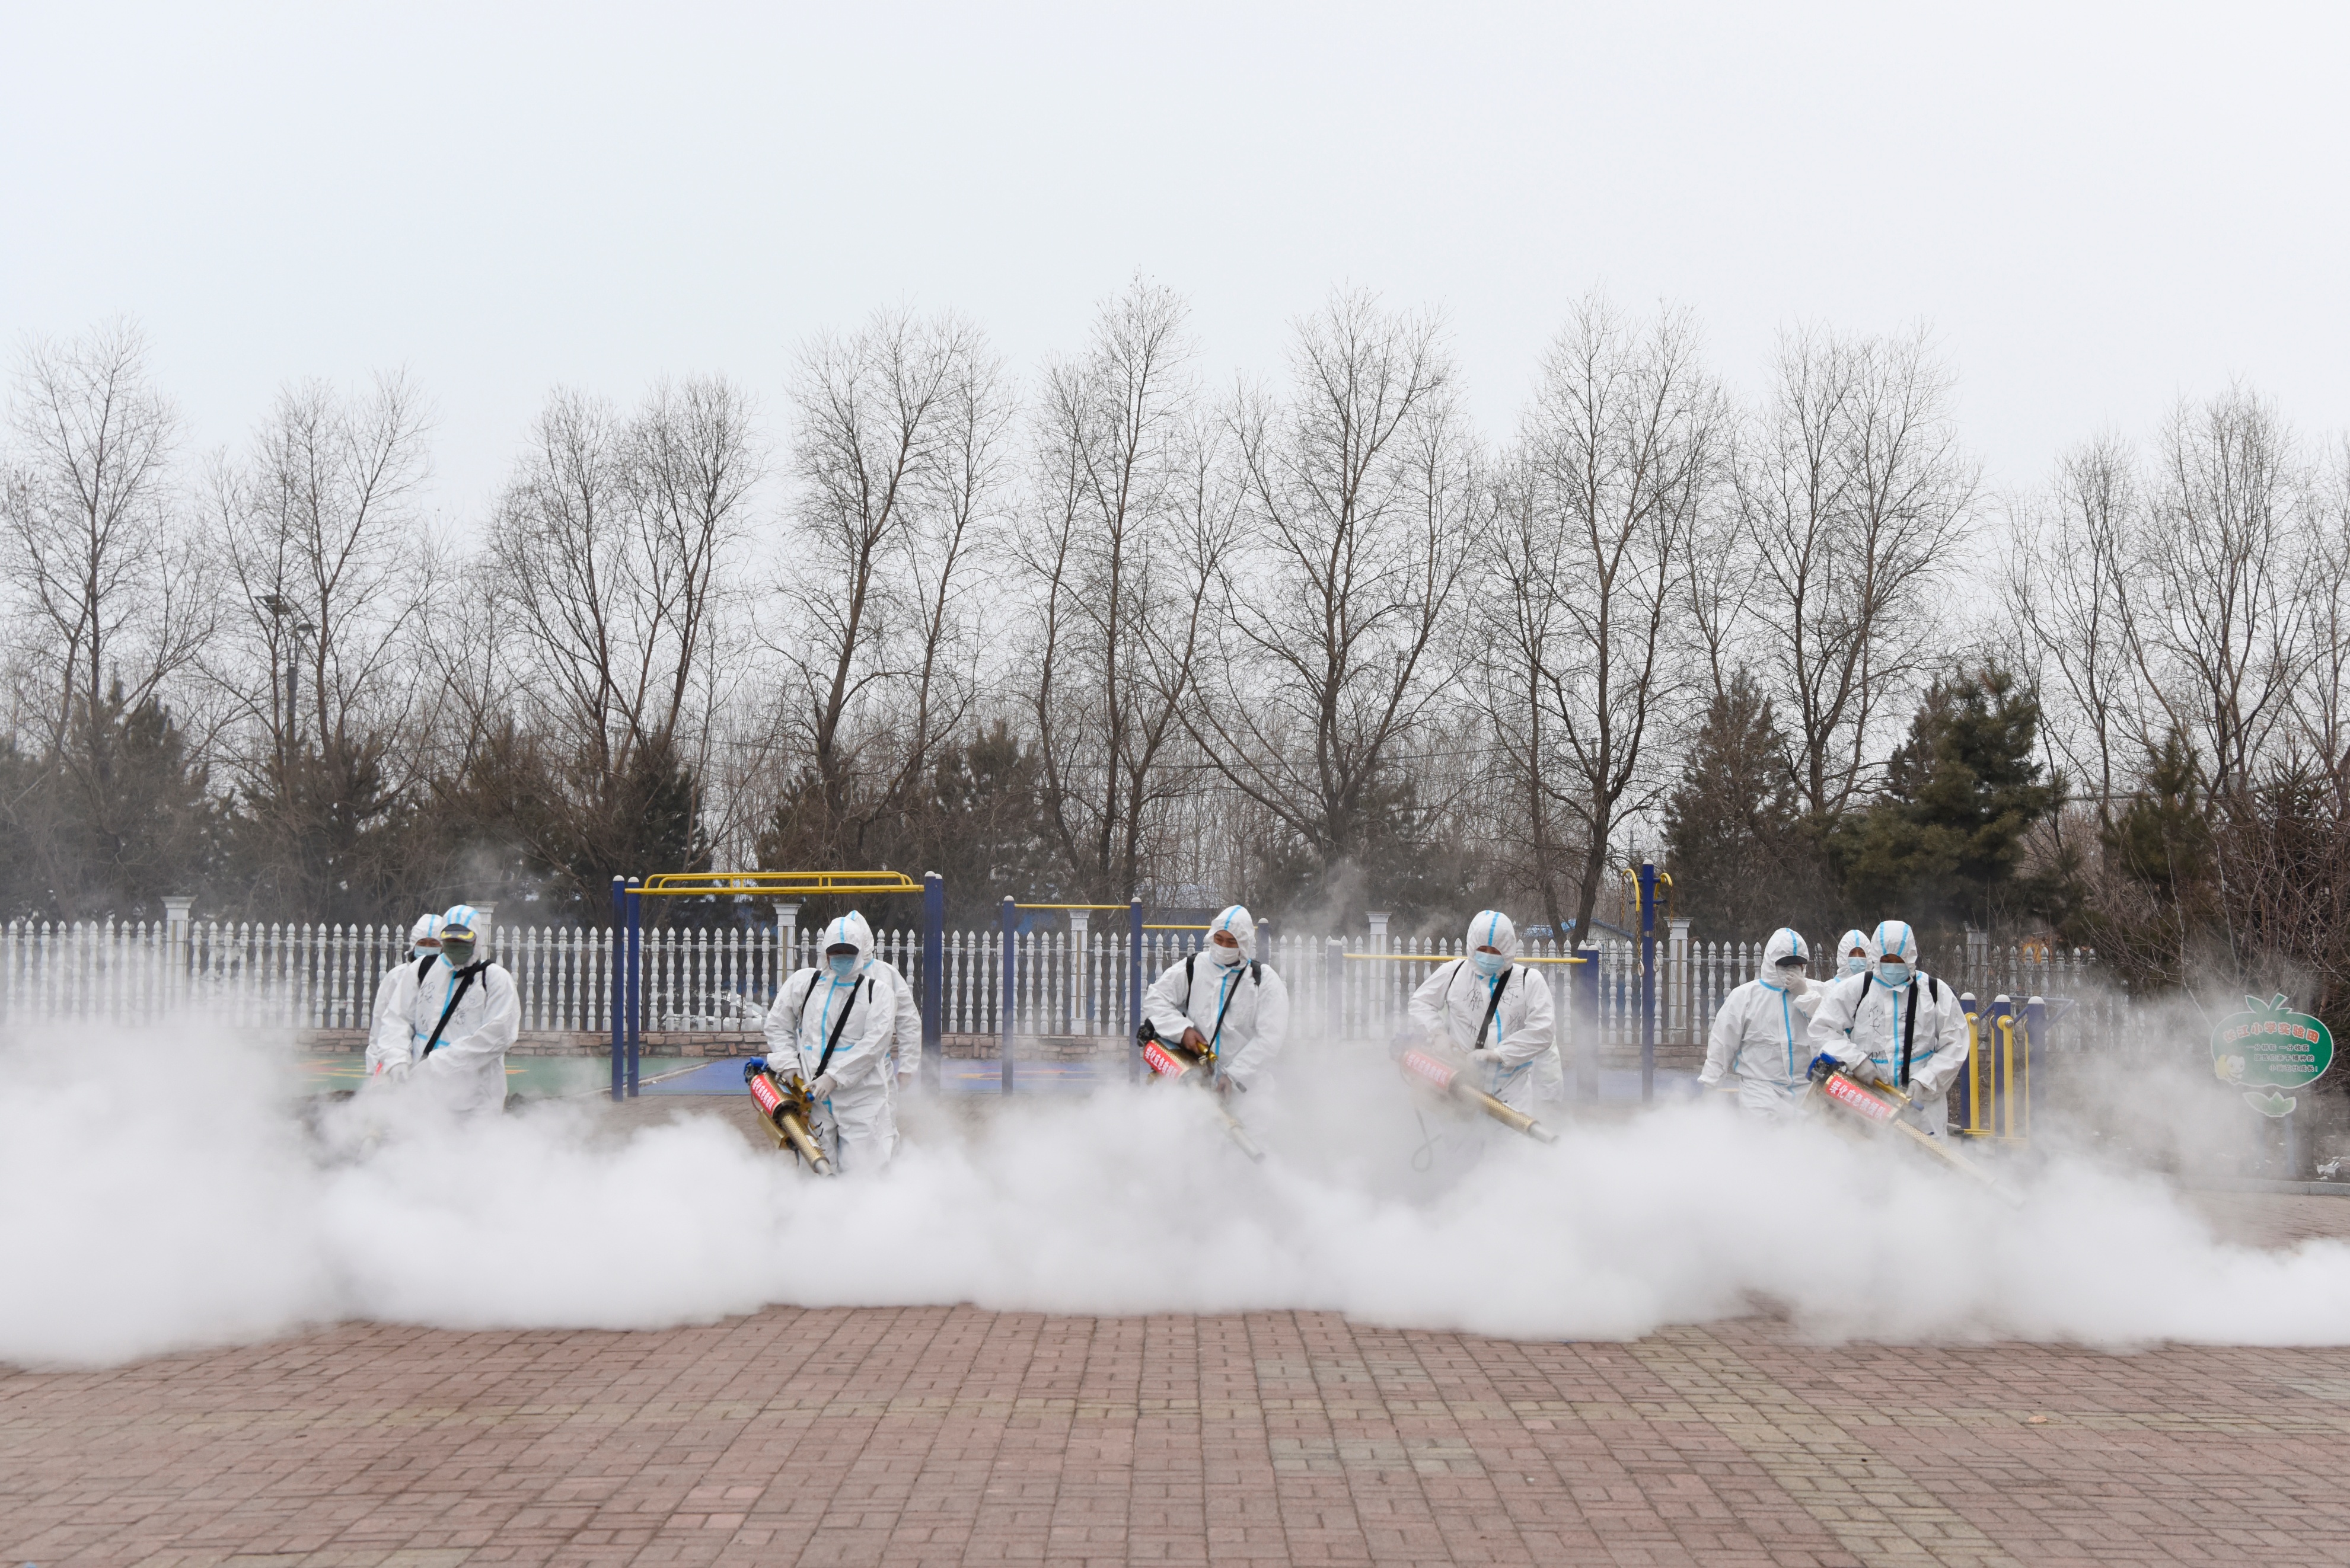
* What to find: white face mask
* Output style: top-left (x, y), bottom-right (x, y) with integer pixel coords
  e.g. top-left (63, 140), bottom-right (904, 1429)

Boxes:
top-left (1208, 936), bottom-right (1245, 967)
top-left (1876, 960), bottom-right (1913, 987)
top-left (1470, 948), bottom-right (1508, 978)
top-left (1842, 952), bottom-right (1868, 975)
top-left (827, 951), bottom-right (857, 979)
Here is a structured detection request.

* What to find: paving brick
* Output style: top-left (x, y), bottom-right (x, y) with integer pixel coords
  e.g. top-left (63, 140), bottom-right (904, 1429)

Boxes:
top-left (11, 1296), bottom-right (2350, 1565)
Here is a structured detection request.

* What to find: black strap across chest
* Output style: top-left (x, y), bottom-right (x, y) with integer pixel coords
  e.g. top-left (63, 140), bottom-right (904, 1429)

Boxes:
top-left (1465, 960), bottom-right (1511, 1049)
top-left (420, 962), bottom-right (488, 1055)
top-left (812, 973), bottom-right (873, 1079)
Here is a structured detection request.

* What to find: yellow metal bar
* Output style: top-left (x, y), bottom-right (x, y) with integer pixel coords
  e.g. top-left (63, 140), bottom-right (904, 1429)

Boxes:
top-left (636, 870), bottom-right (921, 897)
top-left (1145, 924), bottom-right (1210, 930)
top-left (1343, 952), bottom-right (1586, 965)
top-left (1997, 1015), bottom-right (2016, 1140)
top-left (1014, 902), bottom-right (1138, 911)
top-left (2016, 1010), bottom-right (2031, 1143)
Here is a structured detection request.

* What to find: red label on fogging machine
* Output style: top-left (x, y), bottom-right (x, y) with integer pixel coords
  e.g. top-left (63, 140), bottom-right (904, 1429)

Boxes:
top-left (748, 1074), bottom-right (785, 1116)
top-left (1822, 1072), bottom-right (1898, 1123)
top-left (1401, 1049), bottom-right (1459, 1091)
top-left (1142, 1040), bottom-right (1190, 1078)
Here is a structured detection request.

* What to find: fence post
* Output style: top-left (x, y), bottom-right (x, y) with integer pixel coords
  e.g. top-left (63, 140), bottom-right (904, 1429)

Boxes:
top-left (162, 896), bottom-right (192, 1015)
top-left (1367, 911), bottom-right (1389, 1036)
top-left (1638, 861), bottom-right (1657, 1102)
top-left (1326, 937), bottom-right (1345, 1043)
top-left (1127, 899), bottom-right (1144, 1083)
top-left (1667, 916), bottom-right (1689, 1045)
top-left (1575, 946), bottom-right (1600, 1100)
top-left (921, 873), bottom-right (944, 1090)
top-left (999, 895), bottom-right (1016, 1095)
top-left (777, 900), bottom-right (801, 976)
top-left (610, 877), bottom-right (626, 1102)
top-left (626, 879), bottom-right (643, 1098)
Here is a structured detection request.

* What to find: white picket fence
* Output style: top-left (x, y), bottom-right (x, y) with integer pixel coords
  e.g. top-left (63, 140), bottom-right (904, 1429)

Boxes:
top-left (0, 916), bottom-right (2121, 1051)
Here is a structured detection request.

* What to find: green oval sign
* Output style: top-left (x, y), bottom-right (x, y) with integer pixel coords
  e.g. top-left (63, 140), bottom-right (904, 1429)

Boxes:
top-left (2212, 994), bottom-right (2334, 1091)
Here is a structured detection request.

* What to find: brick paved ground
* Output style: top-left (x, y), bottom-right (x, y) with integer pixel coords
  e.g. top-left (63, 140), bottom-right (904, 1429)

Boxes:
top-left (10, 1104), bottom-right (2350, 1567)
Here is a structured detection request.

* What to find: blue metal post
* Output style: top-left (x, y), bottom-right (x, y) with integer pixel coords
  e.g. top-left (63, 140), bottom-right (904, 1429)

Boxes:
top-left (921, 872), bottom-right (945, 1090)
top-left (1989, 994), bottom-right (2013, 1137)
top-left (626, 879), bottom-right (642, 1098)
top-left (1954, 992), bottom-right (1978, 1132)
top-left (1127, 899), bottom-right (1144, 1084)
top-left (609, 876), bottom-right (626, 1101)
top-left (1576, 946), bottom-right (1600, 1100)
top-left (1000, 895), bottom-right (1016, 1094)
top-left (2024, 994), bottom-right (2044, 1145)
top-left (1638, 861), bottom-right (1657, 1103)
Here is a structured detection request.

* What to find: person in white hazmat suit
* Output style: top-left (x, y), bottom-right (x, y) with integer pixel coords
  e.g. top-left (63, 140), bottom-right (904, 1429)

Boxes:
top-left (364, 914), bottom-right (441, 1082)
top-left (1141, 905), bottom-right (1290, 1094)
top-left (400, 905), bottom-right (522, 1115)
top-left (1835, 929), bottom-right (1872, 978)
top-left (758, 911), bottom-right (905, 1171)
top-left (1804, 919), bottom-right (1971, 1138)
top-left (1406, 911), bottom-right (1562, 1112)
top-left (1697, 928), bottom-right (1821, 1117)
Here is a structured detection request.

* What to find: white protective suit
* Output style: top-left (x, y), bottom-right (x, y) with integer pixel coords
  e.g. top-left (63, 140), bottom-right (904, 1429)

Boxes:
top-left (1698, 928), bottom-right (1822, 1118)
top-left (1835, 929), bottom-right (1872, 978)
top-left (868, 944), bottom-right (923, 1090)
top-left (1141, 904), bottom-right (1290, 1092)
top-left (1805, 919), bottom-right (1971, 1138)
top-left (364, 915), bottom-right (442, 1080)
top-left (403, 907), bottom-right (522, 1116)
top-left (763, 911), bottom-right (905, 1171)
top-left (1405, 911), bottom-right (1563, 1111)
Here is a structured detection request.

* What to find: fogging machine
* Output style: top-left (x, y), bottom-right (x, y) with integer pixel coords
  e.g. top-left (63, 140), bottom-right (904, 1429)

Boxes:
top-left (1398, 1046), bottom-right (1561, 1145)
top-left (746, 1064), bottom-right (837, 1176)
top-left (1136, 1023), bottom-right (1267, 1163)
top-left (1807, 1059), bottom-right (2017, 1203)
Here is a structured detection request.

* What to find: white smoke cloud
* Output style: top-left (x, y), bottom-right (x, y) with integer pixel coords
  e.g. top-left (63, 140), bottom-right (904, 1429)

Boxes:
top-left (5, 1019), bottom-right (2350, 1368)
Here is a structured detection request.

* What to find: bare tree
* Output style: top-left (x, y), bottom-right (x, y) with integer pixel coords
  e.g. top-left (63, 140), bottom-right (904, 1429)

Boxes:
top-left (1, 321), bottom-right (208, 758)
top-left (207, 373), bottom-right (433, 766)
top-left (2007, 434), bottom-right (2139, 832)
top-left (1021, 280), bottom-right (1229, 900)
top-left (2126, 388), bottom-right (2308, 812)
top-left (487, 376), bottom-right (761, 896)
top-left (764, 312), bottom-right (1004, 863)
top-left (1738, 325), bottom-right (1978, 820)
top-left (1480, 298), bottom-right (1724, 937)
top-left (1193, 290), bottom-right (1475, 905)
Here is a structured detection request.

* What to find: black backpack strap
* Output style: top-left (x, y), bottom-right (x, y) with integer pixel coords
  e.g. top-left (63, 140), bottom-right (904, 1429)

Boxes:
top-left (1249, 960), bottom-right (1260, 985)
top-left (420, 962), bottom-right (487, 1055)
top-left (813, 975), bottom-right (870, 1080)
top-left (1899, 976), bottom-right (1923, 1087)
top-left (415, 953), bottom-right (436, 982)
top-left (1473, 966), bottom-right (1510, 1049)
top-left (1206, 966), bottom-right (1247, 1056)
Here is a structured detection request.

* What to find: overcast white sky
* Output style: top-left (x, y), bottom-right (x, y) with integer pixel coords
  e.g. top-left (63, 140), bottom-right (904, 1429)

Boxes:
top-left (4, 1), bottom-right (2345, 519)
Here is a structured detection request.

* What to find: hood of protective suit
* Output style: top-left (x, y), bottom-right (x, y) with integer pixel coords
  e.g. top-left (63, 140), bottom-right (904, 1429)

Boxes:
top-left (1871, 920), bottom-right (1918, 966)
top-left (1207, 905), bottom-right (1255, 962)
top-left (821, 910), bottom-right (876, 969)
top-left (1837, 928), bottom-right (1870, 973)
top-left (409, 914), bottom-right (442, 952)
top-left (1466, 910), bottom-right (1518, 959)
top-left (440, 903), bottom-right (487, 950)
top-left (1759, 927), bottom-right (1807, 987)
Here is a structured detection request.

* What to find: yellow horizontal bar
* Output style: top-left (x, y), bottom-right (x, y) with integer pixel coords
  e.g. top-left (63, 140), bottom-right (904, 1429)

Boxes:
top-left (1146, 924), bottom-right (1211, 930)
top-left (636, 870), bottom-right (922, 896)
top-left (1013, 902), bottom-right (1138, 911)
top-left (1343, 952), bottom-right (1587, 964)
